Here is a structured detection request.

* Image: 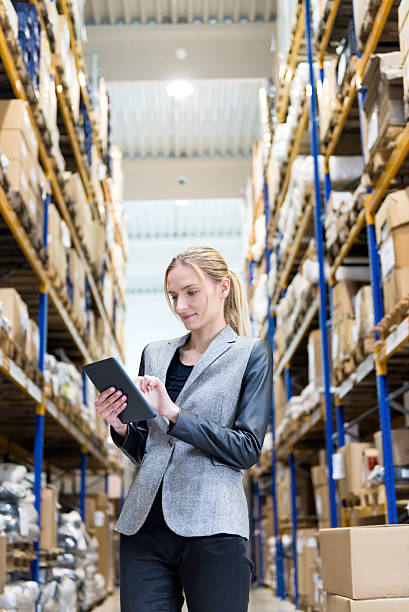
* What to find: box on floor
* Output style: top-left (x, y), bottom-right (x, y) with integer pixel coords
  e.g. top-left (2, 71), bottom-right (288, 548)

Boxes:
top-left (320, 525), bottom-right (409, 599)
top-left (326, 593), bottom-right (409, 611)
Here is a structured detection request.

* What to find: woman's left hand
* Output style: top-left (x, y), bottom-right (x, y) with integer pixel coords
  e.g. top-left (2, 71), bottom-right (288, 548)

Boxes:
top-left (135, 375), bottom-right (180, 423)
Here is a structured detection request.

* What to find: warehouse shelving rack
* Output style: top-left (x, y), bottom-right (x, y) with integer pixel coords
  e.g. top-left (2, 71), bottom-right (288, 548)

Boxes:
top-left (250, 0), bottom-right (409, 603)
top-left (0, 1), bottom-right (123, 582)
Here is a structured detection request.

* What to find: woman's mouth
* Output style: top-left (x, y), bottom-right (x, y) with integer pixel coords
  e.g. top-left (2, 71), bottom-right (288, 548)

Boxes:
top-left (183, 314), bottom-right (196, 320)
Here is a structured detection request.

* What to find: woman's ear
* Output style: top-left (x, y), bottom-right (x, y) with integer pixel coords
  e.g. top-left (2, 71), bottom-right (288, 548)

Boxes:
top-left (220, 277), bottom-right (230, 298)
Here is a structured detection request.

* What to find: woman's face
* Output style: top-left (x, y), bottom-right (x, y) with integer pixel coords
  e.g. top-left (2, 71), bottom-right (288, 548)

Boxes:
top-left (167, 264), bottom-right (229, 331)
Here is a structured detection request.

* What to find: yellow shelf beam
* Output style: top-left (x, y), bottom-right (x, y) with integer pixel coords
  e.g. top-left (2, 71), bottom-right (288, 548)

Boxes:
top-left (318, 0), bottom-right (342, 64)
top-left (0, 23), bottom-right (124, 360)
top-left (276, 1), bottom-right (305, 124)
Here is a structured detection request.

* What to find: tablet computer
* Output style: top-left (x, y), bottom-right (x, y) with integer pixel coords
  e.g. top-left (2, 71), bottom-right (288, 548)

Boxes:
top-left (83, 357), bottom-right (157, 424)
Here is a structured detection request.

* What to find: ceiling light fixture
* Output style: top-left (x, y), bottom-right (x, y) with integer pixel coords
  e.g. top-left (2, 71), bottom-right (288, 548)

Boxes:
top-left (166, 80), bottom-right (194, 99)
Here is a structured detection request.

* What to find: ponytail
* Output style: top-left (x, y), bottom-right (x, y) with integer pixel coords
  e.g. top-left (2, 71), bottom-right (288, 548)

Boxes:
top-left (164, 246), bottom-right (251, 336)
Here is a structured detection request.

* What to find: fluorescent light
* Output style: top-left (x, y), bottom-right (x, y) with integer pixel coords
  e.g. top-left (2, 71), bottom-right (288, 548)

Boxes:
top-left (175, 200), bottom-right (189, 207)
top-left (166, 80), bottom-right (194, 99)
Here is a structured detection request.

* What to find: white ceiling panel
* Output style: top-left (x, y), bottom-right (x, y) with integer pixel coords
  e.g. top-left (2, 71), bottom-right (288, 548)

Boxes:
top-left (123, 198), bottom-right (244, 293)
top-left (108, 79), bottom-right (262, 159)
top-left (85, 0), bottom-right (275, 26)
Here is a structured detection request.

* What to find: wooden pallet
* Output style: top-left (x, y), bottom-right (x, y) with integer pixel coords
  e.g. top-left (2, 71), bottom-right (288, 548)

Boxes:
top-left (375, 296), bottom-right (409, 341)
top-left (364, 124), bottom-right (408, 186)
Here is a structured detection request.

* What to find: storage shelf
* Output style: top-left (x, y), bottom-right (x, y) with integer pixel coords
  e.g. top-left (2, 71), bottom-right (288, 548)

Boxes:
top-left (274, 295), bottom-right (319, 378)
top-left (276, 0), bottom-right (306, 125)
top-left (317, 0), bottom-right (342, 63)
top-left (0, 22), bottom-right (124, 360)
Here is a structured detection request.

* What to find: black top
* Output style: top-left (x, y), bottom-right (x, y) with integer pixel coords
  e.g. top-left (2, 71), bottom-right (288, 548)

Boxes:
top-left (139, 348), bottom-right (193, 532)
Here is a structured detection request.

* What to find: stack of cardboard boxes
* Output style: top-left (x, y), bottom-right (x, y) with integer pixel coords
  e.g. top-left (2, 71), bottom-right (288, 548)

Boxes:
top-left (0, 287), bottom-right (39, 367)
top-left (308, 328), bottom-right (324, 389)
top-left (321, 525), bottom-right (409, 610)
top-left (85, 492), bottom-right (115, 593)
top-left (54, 14), bottom-right (80, 124)
top-left (311, 459), bottom-right (331, 529)
top-left (298, 529), bottom-right (324, 611)
top-left (375, 187), bottom-right (409, 314)
top-left (361, 52), bottom-right (405, 162)
top-left (0, 100), bottom-right (42, 226)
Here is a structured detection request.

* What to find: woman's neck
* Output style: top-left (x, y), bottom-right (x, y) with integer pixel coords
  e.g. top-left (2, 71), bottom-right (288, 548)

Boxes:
top-left (186, 320), bottom-right (227, 354)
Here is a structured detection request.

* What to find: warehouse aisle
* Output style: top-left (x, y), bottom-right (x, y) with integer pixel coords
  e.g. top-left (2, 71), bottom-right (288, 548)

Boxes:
top-left (94, 587), bottom-right (294, 611)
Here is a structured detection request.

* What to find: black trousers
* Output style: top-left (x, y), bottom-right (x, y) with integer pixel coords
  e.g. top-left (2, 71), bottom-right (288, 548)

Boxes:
top-left (119, 528), bottom-right (254, 612)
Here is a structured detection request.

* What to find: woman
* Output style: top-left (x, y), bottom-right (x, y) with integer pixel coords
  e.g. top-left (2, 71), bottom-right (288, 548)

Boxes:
top-left (95, 247), bottom-right (273, 612)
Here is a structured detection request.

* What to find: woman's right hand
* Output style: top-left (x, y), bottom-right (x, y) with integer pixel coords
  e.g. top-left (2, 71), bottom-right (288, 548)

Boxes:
top-left (95, 387), bottom-right (128, 438)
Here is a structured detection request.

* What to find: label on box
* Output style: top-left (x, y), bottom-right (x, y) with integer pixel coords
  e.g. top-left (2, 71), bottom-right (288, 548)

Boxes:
top-left (332, 452), bottom-right (346, 480)
top-left (380, 235), bottom-right (395, 279)
top-left (367, 103), bottom-right (379, 152)
top-left (94, 510), bottom-right (105, 527)
top-left (18, 505), bottom-right (30, 537)
top-left (315, 493), bottom-right (323, 517)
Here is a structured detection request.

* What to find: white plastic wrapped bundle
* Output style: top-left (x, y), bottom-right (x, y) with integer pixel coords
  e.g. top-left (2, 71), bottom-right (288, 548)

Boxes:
top-left (38, 581), bottom-right (59, 612)
top-left (253, 274), bottom-right (268, 325)
top-left (267, 251), bottom-right (278, 295)
top-left (0, 463), bottom-right (27, 483)
top-left (271, 123), bottom-right (293, 164)
top-left (329, 156), bottom-right (364, 185)
top-left (250, 214), bottom-right (266, 262)
top-left (289, 63), bottom-right (310, 111)
top-left (0, 581), bottom-right (39, 611)
top-left (57, 575), bottom-right (77, 612)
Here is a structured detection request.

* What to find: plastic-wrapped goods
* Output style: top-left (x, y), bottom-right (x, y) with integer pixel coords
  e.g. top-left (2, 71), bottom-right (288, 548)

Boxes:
top-left (0, 463), bottom-right (27, 483)
top-left (289, 63), bottom-right (310, 110)
top-left (51, 573), bottom-right (78, 612)
top-left (267, 251), bottom-right (278, 295)
top-left (250, 214), bottom-right (266, 262)
top-left (328, 156), bottom-right (364, 186)
top-left (276, 0), bottom-right (301, 84)
top-left (0, 580), bottom-right (39, 611)
top-left (253, 274), bottom-right (268, 325)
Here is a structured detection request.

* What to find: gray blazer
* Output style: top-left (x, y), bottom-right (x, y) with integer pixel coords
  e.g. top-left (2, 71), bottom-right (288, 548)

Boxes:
top-left (114, 324), bottom-right (272, 539)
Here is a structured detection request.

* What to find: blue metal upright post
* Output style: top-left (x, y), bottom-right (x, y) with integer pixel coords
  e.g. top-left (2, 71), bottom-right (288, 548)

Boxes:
top-left (355, 59), bottom-right (397, 522)
top-left (285, 365), bottom-right (299, 608)
top-left (31, 187), bottom-right (50, 582)
top-left (80, 446), bottom-right (87, 522)
top-left (304, 0), bottom-right (337, 528)
top-left (289, 452), bottom-right (299, 609)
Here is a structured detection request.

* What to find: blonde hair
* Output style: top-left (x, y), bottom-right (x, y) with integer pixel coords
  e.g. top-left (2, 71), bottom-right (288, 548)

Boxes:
top-left (164, 246), bottom-right (251, 337)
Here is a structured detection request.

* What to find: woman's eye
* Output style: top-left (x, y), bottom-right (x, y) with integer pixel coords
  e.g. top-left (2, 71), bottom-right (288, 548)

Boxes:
top-left (172, 296), bottom-right (178, 301)
top-left (188, 291), bottom-right (197, 296)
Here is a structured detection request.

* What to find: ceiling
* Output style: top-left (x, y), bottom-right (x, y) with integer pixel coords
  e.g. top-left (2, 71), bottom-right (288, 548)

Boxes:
top-left (84, 1), bottom-right (274, 297)
top-left (85, 0), bottom-right (276, 25)
top-left (109, 79), bottom-right (261, 159)
top-left (124, 199), bottom-right (244, 293)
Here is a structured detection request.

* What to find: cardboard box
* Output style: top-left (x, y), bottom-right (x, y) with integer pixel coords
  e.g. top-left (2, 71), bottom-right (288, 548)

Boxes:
top-left (55, 15), bottom-right (70, 67)
top-left (85, 496), bottom-right (97, 531)
top-left (337, 443), bottom-right (370, 499)
top-left (333, 282), bottom-right (359, 324)
top-left (0, 533), bottom-right (5, 594)
top-left (95, 520), bottom-right (114, 591)
top-left (383, 267), bottom-right (409, 313)
top-left (47, 203), bottom-right (67, 283)
top-left (311, 465), bottom-right (330, 524)
top-left (26, 318), bottom-right (40, 365)
top-left (297, 530), bottom-right (319, 603)
top-left (40, 487), bottom-right (58, 550)
top-left (376, 188), bottom-right (409, 244)
top-left (320, 525), bottom-right (409, 599)
top-left (326, 593), bottom-right (409, 611)
top-left (0, 288), bottom-right (29, 346)
top-left (353, 286), bottom-right (374, 341)
top-left (0, 100), bottom-right (38, 158)
top-left (374, 429), bottom-right (409, 466)
top-left (362, 53), bottom-right (405, 155)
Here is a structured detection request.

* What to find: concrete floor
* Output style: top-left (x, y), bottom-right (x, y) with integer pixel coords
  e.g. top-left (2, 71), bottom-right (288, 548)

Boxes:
top-left (95, 588), bottom-right (297, 611)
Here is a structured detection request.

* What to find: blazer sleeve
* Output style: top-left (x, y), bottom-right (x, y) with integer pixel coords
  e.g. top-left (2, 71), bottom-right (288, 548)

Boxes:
top-left (110, 346), bottom-right (149, 466)
top-left (168, 339), bottom-right (273, 470)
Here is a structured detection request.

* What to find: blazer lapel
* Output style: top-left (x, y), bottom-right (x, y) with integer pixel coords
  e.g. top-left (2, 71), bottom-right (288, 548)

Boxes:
top-left (175, 324), bottom-right (237, 406)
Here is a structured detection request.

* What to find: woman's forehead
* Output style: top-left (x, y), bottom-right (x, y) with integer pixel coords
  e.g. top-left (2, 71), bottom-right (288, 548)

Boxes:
top-left (167, 264), bottom-right (202, 289)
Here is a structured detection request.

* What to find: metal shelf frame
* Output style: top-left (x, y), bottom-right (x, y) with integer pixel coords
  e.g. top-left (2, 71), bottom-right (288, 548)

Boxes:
top-left (0, 19), bottom-right (124, 359)
top-left (254, 0), bottom-right (407, 593)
